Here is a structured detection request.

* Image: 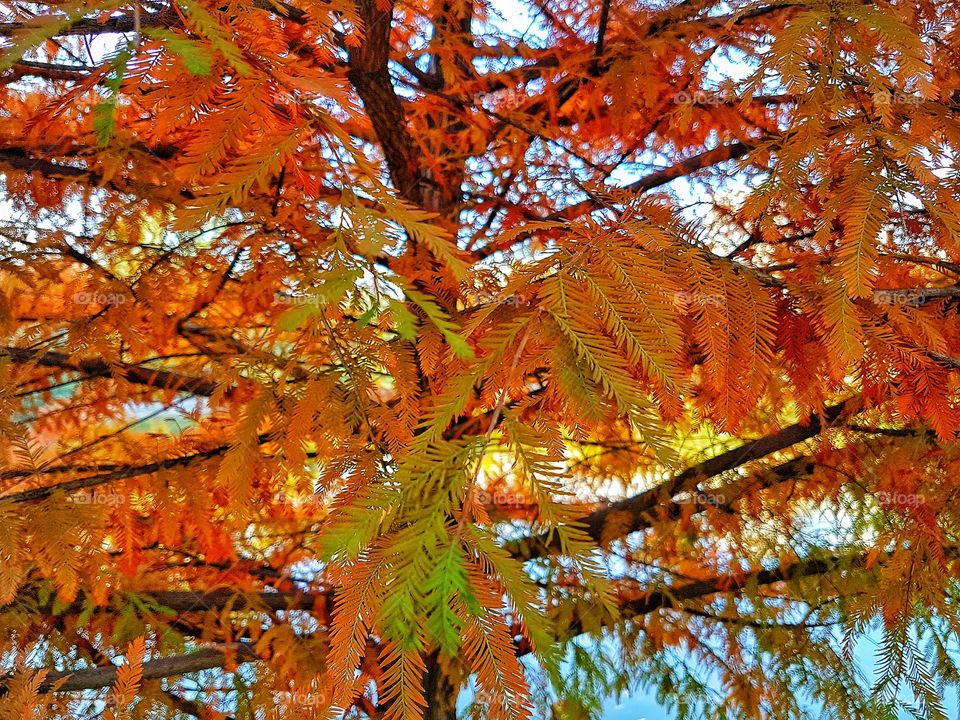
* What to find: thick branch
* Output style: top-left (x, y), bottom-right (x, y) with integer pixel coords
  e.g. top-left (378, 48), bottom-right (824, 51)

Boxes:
top-left (506, 396), bottom-right (861, 559)
top-left (4, 60), bottom-right (92, 81)
top-left (0, 440), bottom-right (235, 504)
top-left (347, 0), bottom-right (423, 202)
top-left (0, 146), bottom-right (195, 201)
top-left (2, 347), bottom-right (220, 397)
top-left (10, 554), bottom-right (865, 687)
top-left (617, 555), bottom-right (857, 621)
top-left (30, 643), bottom-right (257, 693)
top-left (515, 551), bottom-right (871, 657)
top-left (0, 0), bottom-right (305, 40)
top-left (3, 587), bottom-right (330, 615)
top-left (0, 148), bottom-right (101, 182)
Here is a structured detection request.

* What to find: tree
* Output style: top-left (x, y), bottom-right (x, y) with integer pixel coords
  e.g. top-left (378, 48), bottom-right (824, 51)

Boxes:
top-left (0, 0), bottom-right (959, 716)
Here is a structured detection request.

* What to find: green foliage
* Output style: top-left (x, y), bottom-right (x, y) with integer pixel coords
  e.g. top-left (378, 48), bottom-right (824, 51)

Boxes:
top-left (93, 47), bottom-right (133, 146)
top-left (143, 29), bottom-right (215, 76)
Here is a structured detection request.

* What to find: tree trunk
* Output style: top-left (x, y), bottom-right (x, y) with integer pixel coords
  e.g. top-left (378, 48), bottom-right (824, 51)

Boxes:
top-left (423, 653), bottom-right (461, 720)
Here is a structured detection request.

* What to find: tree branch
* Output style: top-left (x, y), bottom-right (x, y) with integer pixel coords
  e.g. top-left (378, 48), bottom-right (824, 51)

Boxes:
top-left (473, 142), bottom-right (754, 259)
top-left (506, 396), bottom-right (862, 559)
top-left (8, 554), bottom-right (866, 687)
top-left (0, 146), bottom-right (196, 201)
top-left (3, 587), bottom-right (331, 615)
top-left (1, 347), bottom-right (221, 397)
top-left (27, 643), bottom-right (257, 693)
top-left (347, 0), bottom-right (423, 202)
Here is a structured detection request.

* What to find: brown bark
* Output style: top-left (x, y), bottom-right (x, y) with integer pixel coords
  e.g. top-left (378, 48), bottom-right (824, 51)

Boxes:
top-left (347, 0), bottom-right (424, 203)
top-left (1, 347), bottom-right (220, 397)
top-left (422, 652), bottom-right (462, 720)
top-left (0, 643), bottom-right (258, 695)
top-left (2, 551), bottom-right (879, 696)
top-left (505, 396), bottom-right (862, 559)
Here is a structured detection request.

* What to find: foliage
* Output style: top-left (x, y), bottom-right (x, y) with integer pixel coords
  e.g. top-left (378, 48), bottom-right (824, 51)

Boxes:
top-left (0, 0), bottom-right (960, 718)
